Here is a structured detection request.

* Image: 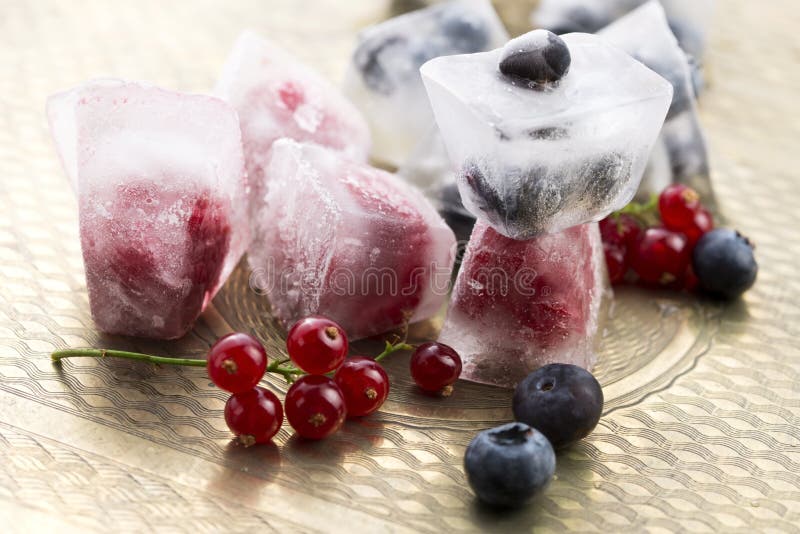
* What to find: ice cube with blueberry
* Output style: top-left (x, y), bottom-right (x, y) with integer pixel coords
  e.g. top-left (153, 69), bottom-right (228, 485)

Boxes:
top-left (248, 139), bottom-right (456, 340)
top-left (421, 30), bottom-right (673, 239)
top-left (438, 221), bottom-right (611, 389)
top-left (344, 0), bottom-right (508, 166)
top-left (599, 1), bottom-right (711, 198)
top-left (215, 31), bottom-right (371, 208)
top-left (47, 80), bottom-right (249, 339)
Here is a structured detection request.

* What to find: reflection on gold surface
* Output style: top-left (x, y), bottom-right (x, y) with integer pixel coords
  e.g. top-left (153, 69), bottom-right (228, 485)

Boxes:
top-left (0, 1), bottom-right (799, 531)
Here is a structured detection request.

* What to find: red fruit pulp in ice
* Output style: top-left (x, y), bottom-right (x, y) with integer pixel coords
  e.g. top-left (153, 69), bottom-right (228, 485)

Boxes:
top-left (80, 181), bottom-right (231, 339)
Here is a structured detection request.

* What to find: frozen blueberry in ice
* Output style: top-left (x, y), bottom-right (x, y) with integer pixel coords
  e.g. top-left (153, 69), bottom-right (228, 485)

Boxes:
top-left (513, 363), bottom-right (603, 449)
top-left (464, 422), bottom-right (555, 508)
top-left (439, 10), bottom-right (489, 53)
top-left (692, 229), bottom-right (758, 300)
top-left (435, 180), bottom-right (476, 243)
top-left (499, 30), bottom-right (571, 86)
top-left (580, 152), bottom-right (630, 206)
top-left (527, 126), bottom-right (569, 140)
top-left (549, 6), bottom-right (611, 35)
top-left (354, 34), bottom-right (409, 95)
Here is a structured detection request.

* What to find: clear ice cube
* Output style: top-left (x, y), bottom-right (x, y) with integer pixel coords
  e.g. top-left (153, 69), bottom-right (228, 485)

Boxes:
top-left (215, 31), bottom-right (371, 207)
top-left (343, 0), bottom-right (508, 166)
top-left (47, 80), bottom-right (249, 339)
top-left (421, 32), bottom-right (673, 239)
top-left (438, 220), bottom-right (610, 389)
top-left (599, 1), bottom-right (711, 198)
top-left (248, 139), bottom-right (456, 340)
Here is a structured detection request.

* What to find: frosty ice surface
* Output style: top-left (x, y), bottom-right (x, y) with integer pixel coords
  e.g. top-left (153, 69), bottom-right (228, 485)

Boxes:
top-left (438, 221), bottom-right (610, 389)
top-left (47, 80), bottom-right (248, 339)
top-left (248, 140), bottom-right (456, 340)
top-left (344, 0), bottom-right (508, 166)
top-left (216, 31), bottom-right (371, 207)
top-left (599, 1), bottom-right (711, 198)
top-left (421, 31), bottom-right (673, 239)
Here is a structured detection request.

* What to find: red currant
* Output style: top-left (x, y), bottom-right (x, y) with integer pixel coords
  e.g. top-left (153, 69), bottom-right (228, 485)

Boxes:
top-left (286, 316), bottom-right (348, 375)
top-left (659, 184), bottom-right (702, 231)
top-left (683, 264), bottom-right (700, 292)
top-left (224, 386), bottom-right (283, 446)
top-left (603, 242), bottom-right (627, 285)
top-left (629, 227), bottom-right (690, 285)
top-left (285, 375), bottom-right (346, 439)
top-left (682, 207), bottom-right (714, 247)
top-left (334, 357), bottom-right (390, 417)
top-left (207, 333), bottom-right (267, 393)
top-left (599, 214), bottom-right (641, 249)
top-left (410, 342), bottom-right (462, 394)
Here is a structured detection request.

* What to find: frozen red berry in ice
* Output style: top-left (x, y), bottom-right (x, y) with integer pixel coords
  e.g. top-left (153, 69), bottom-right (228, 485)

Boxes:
top-left (224, 386), bottom-right (283, 446)
top-left (207, 332), bottom-right (268, 393)
top-left (333, 357), bottom-right (390, 417)
top-left (286, 316), bottom-right (348, 375)
top-left (629, 227), bottom-right (691, 285)
top-left (285, 375), bottom-right (347, 439)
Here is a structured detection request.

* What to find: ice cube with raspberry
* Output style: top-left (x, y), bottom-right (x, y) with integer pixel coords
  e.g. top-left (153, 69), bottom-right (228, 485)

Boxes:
top-left (248, 139), bottom-right (456, 340)
top-left (46, 80), bottom-right (249, 339)
top-left (438, 220), bottom-right (611, 388)
top-left (215, 31), bottom-right (371, 210)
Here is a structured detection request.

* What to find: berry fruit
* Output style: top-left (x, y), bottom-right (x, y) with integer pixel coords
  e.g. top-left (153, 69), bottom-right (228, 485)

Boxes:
top-left (410, 342), bottom-right (462, 394)
top-left (599, 214), bottom-right (641, 250)
top-left (464, 422), bottom-right (555, 508)
top-left (286, 316), bottom-right (348, 375)
top-left (603, 242), bottom-right (627, 285)
top-left (499, 30), bottom-right (571, 86)
top-left (207, 333), bottom-right (267, 393)
top-left (333, 357), bottom-right (390, 417)
top-left (658, 184), bottom-right (701, 231)
top-left (692, 229), bottom-right (758, 299)
top-left (629, 227), bottom-right (690, 285)
top-left (682, 207), bottom-right (714, 247)
top-left (512, 363), bottom-right (603, 449)
top-left (224, 386), bottom-right (283, 446)
top-left (285, 375), bottom-right (347, 440)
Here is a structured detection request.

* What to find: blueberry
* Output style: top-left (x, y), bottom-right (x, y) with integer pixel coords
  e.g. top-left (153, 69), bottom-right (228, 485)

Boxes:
top-left (499, 30), bottom-right (571, 87)
top-left (354, 34), bottom-right (409, 95)
top-left (439, 10), bottom-right (489, 53)
top-left (464, 422), bottom-right (555, 507)
top-left (527, 126), bottom-right (569, 140)
top-left (435, 181), bottom-right (476, 243)
top-left (547, 7), bottom-right (611, 35)
top-left (513, 364), bottom-right (603, 450)
top-left (579, 152), bottom-right (630, 206)
top-left (692, 229), bottom-right (758, 300)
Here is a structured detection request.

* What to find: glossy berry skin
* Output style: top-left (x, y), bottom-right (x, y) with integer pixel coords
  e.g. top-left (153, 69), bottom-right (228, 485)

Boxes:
top-left (599, 214), bottom-right (641, 250)
top-left (410, 342), bottom-right (462, 393)
top-left (464, 422), bottom-right (555, 508)
top-left (692, 229), bottom-right (758, 300)
top-left (603, 242), bottom-right (627, 285)
top-left (285, 375), bottom-right (347, 440)
top-left (682, 207), bottom-right (714, 247)
top-left (499, 30), bottom-right (571, 86)
top-left (333, 357), bottom-right (390, 417)
top-left (630, 227), bottom-right (690, 285)
top-left (207, 333), bottom-right (267, 393)
top-left (659, 184), bottom-right (702, 231)
top-left (512, 363), bottom-right (603, 449)
top-left (286, 316), bottom-right (348, 375)
top-left (224, 387), bottom-right (283, 446)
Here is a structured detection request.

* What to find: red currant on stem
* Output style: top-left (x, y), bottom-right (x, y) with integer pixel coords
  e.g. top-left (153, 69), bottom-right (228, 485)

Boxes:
top-left (287, 316), bottom-right (348, 375)
top-left (224, 386), bottom-right (283, 446)
top-left (658, 184), bottom-right (701, 231)
top-left (629, 227), bottom-right (691, 285)
top-left (334, 357), bottom-right (390, 417)
top-left (410, 342), bottom-right (462, 396)
top-left (207, 333), bottom-right (267, 393)
top-left (285, 375), bottom-right (347, 439)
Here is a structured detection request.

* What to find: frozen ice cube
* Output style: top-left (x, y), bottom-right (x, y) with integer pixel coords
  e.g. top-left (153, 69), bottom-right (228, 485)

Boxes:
top-left (421, 31), bottom-right (673, 239)
top-left (439, 220), bottom-right (610, 389)
top-left (344, 0), bottom-right (508, 166)
top-left (248, 139), bottom-right (456, 340)
top-left (215, 31), bottom-right (371, 208)
top-left (47, 80), bottom-right (248, 339)
top-left (599, 1), bottom-right (711, 198)
top-left (531, 0), bottom-right (714, 60)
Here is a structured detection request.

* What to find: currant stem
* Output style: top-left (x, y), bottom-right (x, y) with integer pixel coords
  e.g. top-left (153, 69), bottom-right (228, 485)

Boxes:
top-left (51, 348), bottom-right (206, 367)
top-left (266, 358), bottom-right (304, 383)
top-left (374, 340), bottom-right (415, 363)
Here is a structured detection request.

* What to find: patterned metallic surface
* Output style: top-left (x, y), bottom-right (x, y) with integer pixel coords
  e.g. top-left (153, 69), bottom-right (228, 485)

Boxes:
top-left (1, 1), bottom-right (798, 532)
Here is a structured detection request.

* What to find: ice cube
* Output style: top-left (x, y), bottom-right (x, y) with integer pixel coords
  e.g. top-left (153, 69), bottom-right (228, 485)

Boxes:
top-left (47, 80), bottom-right (248, 339)
top-left (599, 1), bottom-right (711, 198)
top-left (438, 220), bottom-right (610, 389)
top-left (531, 0), bottom-right (714, 60)
top-left (421, 31), bottom-right (673, 239)
top-left (343, 0), bottom-right (508, 166)
top-left (215, 31), bottom-right (371, 207)
top-left (248, 139), bottom-right (456, 340)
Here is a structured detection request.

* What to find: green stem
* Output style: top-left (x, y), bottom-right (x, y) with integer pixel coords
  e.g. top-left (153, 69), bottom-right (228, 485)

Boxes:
top-left (51, 348), bottom-right (206, 367)
top-left (266, 358), bottom-right (304, 383)
top-left (374, 341), bottom-right (415, 362)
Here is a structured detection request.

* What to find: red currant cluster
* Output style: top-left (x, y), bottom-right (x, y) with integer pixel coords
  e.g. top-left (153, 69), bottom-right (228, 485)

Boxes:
top-left (206, 315), bottom-right (463, 445)
top-left (600, 184), bottom-right (714, 290)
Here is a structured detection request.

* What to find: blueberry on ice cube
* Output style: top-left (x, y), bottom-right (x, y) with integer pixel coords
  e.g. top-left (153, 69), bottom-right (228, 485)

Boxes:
top-left (499, 30), bottom-right (571, 86)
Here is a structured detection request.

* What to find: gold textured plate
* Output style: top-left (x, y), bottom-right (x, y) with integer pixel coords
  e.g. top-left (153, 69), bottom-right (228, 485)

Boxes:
top-left (1, 1), bottom-right (799, 532)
